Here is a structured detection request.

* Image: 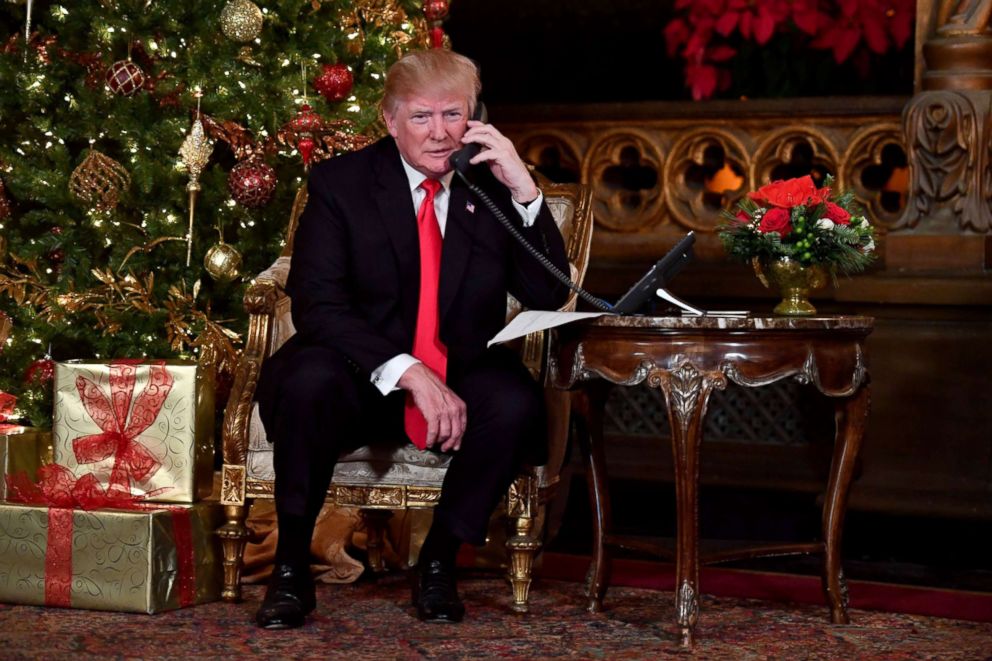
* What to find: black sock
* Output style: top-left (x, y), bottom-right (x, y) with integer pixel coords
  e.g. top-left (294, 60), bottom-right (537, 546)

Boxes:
top-left (274, 511), bottom-right (315, 569)
top-left (420, 519), bottom-right (463, 568)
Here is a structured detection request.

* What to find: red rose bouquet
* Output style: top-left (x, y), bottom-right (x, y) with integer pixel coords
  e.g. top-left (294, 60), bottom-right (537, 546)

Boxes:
top-left (718, 175), bottom-right (876, 275)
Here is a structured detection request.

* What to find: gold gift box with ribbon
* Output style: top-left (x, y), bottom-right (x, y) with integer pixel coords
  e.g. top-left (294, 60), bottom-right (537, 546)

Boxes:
top-left (52, 360), bottom-right (214, 503)
top-left (0, 429), bottom-right (53, 501)
top-left (0, 501), bottom-right (222, 612)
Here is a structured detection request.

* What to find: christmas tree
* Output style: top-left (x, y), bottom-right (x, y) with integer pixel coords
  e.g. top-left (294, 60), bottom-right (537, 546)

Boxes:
top-left (0, 0), bottom-right (438, 425)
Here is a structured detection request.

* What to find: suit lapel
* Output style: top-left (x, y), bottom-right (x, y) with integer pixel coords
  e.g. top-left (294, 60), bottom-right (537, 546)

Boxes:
top-left (439, 177), bottom-right (479, 322)
top-left (372, 140), bottom-right (420, 329)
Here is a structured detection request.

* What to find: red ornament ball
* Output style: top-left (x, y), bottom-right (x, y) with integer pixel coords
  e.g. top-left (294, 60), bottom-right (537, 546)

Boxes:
top-left (46, 248), bottom-right (65, 265)
top-left (289, 104), bottom-right (324, 133)
top-left (106, 59), bottom-right (146, 96)
top-left (0, 178), bottom-right (11, 220)
top-left (23, 357), bottom-right (55, 386)
top-left (424, 0), bottom-right (449, 22)
top-left (228, 159), bottom-right (277, 208)
top-left (50, 225), bottom-right (63, 236)
top-left (313, 64), bottom-right (353, 103)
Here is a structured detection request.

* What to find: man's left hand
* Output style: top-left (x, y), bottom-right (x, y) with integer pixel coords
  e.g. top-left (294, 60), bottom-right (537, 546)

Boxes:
top-left (461, 120), bottom-right (539, 205)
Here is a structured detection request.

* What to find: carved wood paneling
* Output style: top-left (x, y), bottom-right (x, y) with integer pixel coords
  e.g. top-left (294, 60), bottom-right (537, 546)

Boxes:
top-left (752, 127), bottom-right (839, 190)
top-left (583, 129), bottom-right (665, 232)
top-left (499, 98), bottom-right (910, 263)
top-left (842, 124), bottom-right (908, 229)
top-left (664, 129), bottom-right (749, 231)
top-left (516, 130), bottom-right (583, 183)
top-left (899, 90), bottom-right (992, 232)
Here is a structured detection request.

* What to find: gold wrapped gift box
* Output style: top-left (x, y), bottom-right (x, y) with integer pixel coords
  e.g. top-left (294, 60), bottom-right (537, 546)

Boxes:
top-left (52, 360), bottom-right (214, 503)
top-left (0, 429), bottom-right (53, 501)
top-left (0, 501), bottom-right (222, 613)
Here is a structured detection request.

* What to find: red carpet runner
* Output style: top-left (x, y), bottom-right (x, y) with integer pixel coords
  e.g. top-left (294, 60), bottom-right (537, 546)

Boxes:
top-left (535, 552), bottom-right (992, 623)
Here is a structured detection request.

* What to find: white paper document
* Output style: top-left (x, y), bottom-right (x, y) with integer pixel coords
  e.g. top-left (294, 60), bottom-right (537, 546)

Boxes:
top-left (488, 310), bottom-right (611, 347)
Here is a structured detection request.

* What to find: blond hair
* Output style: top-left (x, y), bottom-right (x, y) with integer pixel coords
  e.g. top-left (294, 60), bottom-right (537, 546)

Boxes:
top-left (382, 49), bottom-right (481, 117)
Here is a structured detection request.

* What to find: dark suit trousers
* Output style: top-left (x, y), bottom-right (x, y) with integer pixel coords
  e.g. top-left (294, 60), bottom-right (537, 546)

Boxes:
top-left (259, 344), bottom-right (545, 546)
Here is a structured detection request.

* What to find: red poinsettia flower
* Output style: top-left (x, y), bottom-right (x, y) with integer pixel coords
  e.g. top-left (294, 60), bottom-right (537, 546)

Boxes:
top-left (715, 0), bottom-right (790, 45)
top-left (664, 0), bottom-right (914, 100)
top-left (810, 0), bottom-right (913, 63)
top-left (791, 0), bottom-right (832, 36)
top-left (759, 207), bottom-right (792, 235)
top-left (748, 175), bottom-right (831, 208)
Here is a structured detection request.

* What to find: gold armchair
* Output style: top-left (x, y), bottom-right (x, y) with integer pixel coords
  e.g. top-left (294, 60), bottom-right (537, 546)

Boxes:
top-left (217, 175), bottom-right (594, 612)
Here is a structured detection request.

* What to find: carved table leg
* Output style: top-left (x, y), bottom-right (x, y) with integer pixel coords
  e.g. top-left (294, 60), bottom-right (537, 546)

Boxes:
top-left (823, 383), bottom-right (870, 624)
top-left (573, 381), bottom-right (614, 613)
top-left (652, 361), bottom-right (726, 648)
top-left (216, 502), bottom-right (249, 602)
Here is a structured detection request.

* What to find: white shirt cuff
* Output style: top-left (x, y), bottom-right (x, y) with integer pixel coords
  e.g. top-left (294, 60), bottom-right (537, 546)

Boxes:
top-left (371, 354), bottom-right (420, 395)
top-left (511, 191), bottom-right (543, 227)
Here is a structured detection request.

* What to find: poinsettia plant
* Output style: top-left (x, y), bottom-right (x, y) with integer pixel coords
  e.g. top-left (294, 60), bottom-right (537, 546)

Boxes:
top-left (664, 0), bottom-right (915, 100)
top-left (719, 175), bottom-right (876, 274)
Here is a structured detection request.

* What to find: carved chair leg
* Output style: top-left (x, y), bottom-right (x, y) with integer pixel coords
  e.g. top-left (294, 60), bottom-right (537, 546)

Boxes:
top-left (216, 502), bottom-right (249, 602)
top-left (360, 509), bottom-right (394, 574)
top-left (506, 513), bottom-right (541, 613)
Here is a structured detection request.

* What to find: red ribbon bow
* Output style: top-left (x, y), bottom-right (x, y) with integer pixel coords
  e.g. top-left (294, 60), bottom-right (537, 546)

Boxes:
top-left (0, 390), bottom-right (20, 434)
top-left (71, 360), bottom-right (174, 493)
top-left (0, 390), bottom-right (16, 422)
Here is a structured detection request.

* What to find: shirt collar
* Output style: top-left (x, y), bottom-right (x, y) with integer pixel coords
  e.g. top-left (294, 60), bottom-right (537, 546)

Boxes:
top-left (398, 154), bottom-right (454, 195)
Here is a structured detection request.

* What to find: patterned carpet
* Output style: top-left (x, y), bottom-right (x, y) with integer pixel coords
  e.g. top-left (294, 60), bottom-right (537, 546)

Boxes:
top-left (2, 572), bottom-right (992, 660)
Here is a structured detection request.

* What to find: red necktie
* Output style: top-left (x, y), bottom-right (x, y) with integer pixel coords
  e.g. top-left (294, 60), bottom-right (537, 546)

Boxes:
top-left (404, 178), bottom-right (447, 449)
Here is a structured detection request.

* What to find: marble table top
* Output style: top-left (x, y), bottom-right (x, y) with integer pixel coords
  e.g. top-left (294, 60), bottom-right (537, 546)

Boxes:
top-left (579, 314), bottom-right (873, 331)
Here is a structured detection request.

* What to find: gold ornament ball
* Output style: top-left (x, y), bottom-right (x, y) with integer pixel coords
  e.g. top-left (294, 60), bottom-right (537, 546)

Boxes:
top-left (204, 241), bottom-right (243, 283)
top-left (220, 0), bottom-right (264, 43)
top-left (69, 149), bottom-right (130, 211)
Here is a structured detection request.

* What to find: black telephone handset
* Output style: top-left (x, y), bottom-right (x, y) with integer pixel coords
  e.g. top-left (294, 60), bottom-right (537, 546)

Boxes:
top-left (446, 102), bottom-right (694, 314)
top-left (446, 100), bottom-right (614, 312)
top-left (449, 101), bottom-right (488, 175)
top-left (448, 99), bottom-right (613, 312)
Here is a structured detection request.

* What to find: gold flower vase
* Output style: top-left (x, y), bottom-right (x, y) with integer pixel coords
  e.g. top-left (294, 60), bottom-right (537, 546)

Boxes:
top-left (754, 258), bottom-right (827, 316)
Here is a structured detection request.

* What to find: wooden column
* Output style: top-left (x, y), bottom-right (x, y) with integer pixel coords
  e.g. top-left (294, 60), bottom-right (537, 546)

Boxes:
top-left (894, 0), bottom-right (992, 269)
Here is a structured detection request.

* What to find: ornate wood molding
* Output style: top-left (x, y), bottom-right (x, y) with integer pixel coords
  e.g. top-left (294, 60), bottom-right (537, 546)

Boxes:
top-left (496, 98), bottom-right (911, 264)
top-left (220, 464), bottom-right (246, 505)
top-left (583, 129), bottom-right (665, 232)
top-left (900, 90), bottom-right (992, 233)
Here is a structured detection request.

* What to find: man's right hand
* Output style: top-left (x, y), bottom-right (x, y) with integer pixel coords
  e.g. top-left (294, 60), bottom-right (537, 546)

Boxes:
top-left (397, 363), bottom-right (467, 452)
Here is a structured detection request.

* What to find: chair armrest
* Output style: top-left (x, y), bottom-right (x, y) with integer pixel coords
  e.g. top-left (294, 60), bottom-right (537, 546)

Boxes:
top-left (243, 278), bottom-right (282, 316)
top-left (223, 277), bottom-right (285, 466)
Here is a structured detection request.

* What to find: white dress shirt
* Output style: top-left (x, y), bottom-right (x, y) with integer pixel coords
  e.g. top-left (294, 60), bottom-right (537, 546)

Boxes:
top-left (369, 156), bottom-right (544, 394)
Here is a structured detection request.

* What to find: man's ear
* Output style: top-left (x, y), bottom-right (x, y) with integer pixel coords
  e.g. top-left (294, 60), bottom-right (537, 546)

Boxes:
top-left (383, 108), bottom-right (399, 138)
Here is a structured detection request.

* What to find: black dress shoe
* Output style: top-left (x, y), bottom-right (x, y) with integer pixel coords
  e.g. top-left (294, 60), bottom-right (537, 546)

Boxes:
top-left (413, 559), bottom-right (465, 623)
top-left (255, 563), bottom-right (316, 629)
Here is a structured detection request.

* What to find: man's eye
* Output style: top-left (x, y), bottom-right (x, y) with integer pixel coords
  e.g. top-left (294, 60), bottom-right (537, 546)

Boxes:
top-left (444, 112), bottom-right (463, 120)
top-left (411, 114), bottom-right (429, 123)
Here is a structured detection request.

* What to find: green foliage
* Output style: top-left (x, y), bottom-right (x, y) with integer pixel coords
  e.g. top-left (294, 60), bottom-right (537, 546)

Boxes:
top-left (0, 0), bottom-right (425, 426)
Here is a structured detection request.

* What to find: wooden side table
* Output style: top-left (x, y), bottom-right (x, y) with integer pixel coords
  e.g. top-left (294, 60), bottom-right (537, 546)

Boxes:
top-left (550, 315), bottom-right (873, 647)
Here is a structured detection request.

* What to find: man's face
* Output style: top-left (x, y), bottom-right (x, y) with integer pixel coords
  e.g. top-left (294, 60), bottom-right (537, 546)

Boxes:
top-left (384, 92), bottom-right (470, 179)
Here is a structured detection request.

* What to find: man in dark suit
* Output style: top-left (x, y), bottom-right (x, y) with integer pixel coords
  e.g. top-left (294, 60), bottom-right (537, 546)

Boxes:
top-left (254, 49), bottom-right (570, 628)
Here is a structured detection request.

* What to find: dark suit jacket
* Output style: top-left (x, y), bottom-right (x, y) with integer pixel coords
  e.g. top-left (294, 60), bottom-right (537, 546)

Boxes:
top-left (256, 136), bottom-right (570, 410)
